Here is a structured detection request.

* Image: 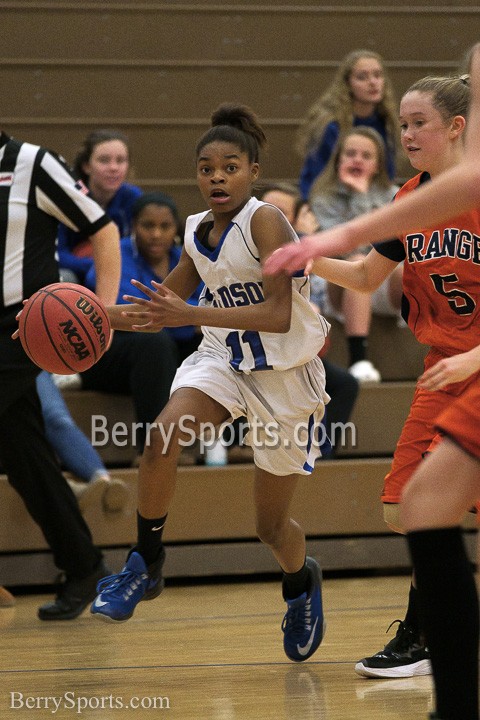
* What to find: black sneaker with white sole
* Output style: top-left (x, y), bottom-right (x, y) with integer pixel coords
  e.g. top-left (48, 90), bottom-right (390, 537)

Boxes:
top-left (355, 620), bottom-right (431, 678)
top-left (38, 560), bottom-right (111, 620)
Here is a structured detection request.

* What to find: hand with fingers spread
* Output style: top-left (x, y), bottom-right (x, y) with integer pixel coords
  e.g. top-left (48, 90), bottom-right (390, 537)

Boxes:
top-left (121, 279), bottom-right (193, 332)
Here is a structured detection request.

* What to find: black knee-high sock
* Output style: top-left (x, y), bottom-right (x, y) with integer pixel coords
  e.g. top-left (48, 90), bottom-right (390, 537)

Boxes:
top-left (136, 512), bottom-right (167, 566)
top-left (407, 527), bottom-right (479, 720)
top-left (404, 582), bottom-right (420, 633)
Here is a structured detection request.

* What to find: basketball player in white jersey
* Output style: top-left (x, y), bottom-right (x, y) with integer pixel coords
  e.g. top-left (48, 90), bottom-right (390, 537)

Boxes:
top-left (91, 103), bottom-right (330, 663)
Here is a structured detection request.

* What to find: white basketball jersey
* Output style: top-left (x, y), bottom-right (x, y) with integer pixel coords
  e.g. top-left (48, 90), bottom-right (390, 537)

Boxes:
top-left (183, 197), bottom-right (330, 373)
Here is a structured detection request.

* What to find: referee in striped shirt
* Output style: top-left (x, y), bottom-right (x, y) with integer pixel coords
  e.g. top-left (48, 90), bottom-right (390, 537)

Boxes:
top-left (0, 129), bottom-right (121, 619)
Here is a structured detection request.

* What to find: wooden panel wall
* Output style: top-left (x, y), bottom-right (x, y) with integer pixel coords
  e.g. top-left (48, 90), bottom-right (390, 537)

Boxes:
top-left (1, 2), bottom-right (479, 217)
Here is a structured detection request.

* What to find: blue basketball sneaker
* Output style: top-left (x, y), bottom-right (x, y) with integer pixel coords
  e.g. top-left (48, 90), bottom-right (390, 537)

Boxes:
top-left (282, 556), bottom-right (325, 662)
top-left (90, 549), bottom-right (165, 622)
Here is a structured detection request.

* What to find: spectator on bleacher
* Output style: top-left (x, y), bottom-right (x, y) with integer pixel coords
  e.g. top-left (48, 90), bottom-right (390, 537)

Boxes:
top-left (309, 127), bottom-right (402, 383)
top-left (36, 370), bottom-right (130, 513)
top-left (258, 182), bottom-right (359, 454)
top-left (83, 192), bottom-right (201, 460)
top-left (57, 128), bottom-right (143, 285)
top-left (3, 128), bottom-right (120, 620)
top-left (297, 49), bottom-right (400, 201)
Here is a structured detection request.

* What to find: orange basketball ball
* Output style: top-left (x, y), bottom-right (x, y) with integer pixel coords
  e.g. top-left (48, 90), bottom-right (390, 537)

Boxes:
top-left (18, 282), bottom-right (111, 374)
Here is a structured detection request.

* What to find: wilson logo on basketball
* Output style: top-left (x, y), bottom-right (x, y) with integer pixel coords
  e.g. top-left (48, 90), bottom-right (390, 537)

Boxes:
top-left (75, 297), bottom-right (109, 351)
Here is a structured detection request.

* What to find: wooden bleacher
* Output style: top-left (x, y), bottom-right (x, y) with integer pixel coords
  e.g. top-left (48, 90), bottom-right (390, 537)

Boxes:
top-left (0, 459), bottom-right (417, 586)
top-left (0, 312), bottom-right (472, 586)
top-left (0, 326), bottom-right (427, 585)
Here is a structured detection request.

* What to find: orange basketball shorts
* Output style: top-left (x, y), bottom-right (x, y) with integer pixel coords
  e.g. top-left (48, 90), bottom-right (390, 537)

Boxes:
top-left (382, 348), bottom-right (480, 504)
top-left (435, 382), bottom-right (480, 461)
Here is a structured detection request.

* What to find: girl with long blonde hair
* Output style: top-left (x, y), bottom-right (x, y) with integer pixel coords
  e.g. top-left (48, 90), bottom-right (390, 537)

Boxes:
top-left (297, 49), bottom-right (400, 199)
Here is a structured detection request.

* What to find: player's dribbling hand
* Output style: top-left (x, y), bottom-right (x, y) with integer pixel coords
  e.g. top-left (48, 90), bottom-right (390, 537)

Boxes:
top-left (11, 299), bottom-right (29, 340)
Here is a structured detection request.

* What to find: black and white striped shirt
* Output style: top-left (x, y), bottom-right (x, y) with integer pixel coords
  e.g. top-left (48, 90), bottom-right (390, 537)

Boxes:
top-left (0, 131), bottom-right (111, 369)
top-left (0, 131), bottom-right (111, 314)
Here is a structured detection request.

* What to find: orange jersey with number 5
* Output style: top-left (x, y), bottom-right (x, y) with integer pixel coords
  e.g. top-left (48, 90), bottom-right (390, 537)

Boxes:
top-left (375, 172), bottom-right (480, 356)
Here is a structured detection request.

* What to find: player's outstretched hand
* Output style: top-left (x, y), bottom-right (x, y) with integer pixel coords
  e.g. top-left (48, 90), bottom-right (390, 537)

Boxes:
top-left (263, 225), bottom-right (357, 275)
top-left (122, 279), bottom-right (192, 332)
top-left (263, 236), bottom-right (320, 276)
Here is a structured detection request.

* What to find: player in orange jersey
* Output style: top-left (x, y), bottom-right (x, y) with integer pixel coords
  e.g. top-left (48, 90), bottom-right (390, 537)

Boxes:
top-left (265, 42), bottom-right (480, 720)
top-left (268, 63), bottom-right (478, 678)
top-left (302, 72), bottom-right (478, 681)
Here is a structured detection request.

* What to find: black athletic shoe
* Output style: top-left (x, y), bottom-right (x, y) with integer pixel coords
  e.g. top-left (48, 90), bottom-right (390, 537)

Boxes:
top-left (38, 560), bottom-right (111, 621)
top-left (355, 620), bottom-right (431, 678)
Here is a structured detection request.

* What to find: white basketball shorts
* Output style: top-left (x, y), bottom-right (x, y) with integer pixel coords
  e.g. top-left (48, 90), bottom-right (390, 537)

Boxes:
top-left (170, 348), bottom-right (330, 476)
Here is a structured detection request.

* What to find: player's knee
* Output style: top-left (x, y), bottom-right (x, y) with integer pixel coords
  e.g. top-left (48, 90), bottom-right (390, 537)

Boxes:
top-left (398, 478), bottom-right (425, 529)
top-left (383, 503), bottom-right (405, 534)
top-left (143, 423), bottom-right (177, 462)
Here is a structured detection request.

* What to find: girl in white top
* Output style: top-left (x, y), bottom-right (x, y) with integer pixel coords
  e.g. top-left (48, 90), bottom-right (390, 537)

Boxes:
top-left (95, 103), bottom-right (329, 663)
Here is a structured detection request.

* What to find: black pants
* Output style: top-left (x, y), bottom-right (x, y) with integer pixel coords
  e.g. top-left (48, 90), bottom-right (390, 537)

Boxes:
top-left (81, 330), bottom-right (180, 450)
top-left (323, 358), bottom-right (359, 456)
top-left (0, 373), bottom-right (102, 579)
